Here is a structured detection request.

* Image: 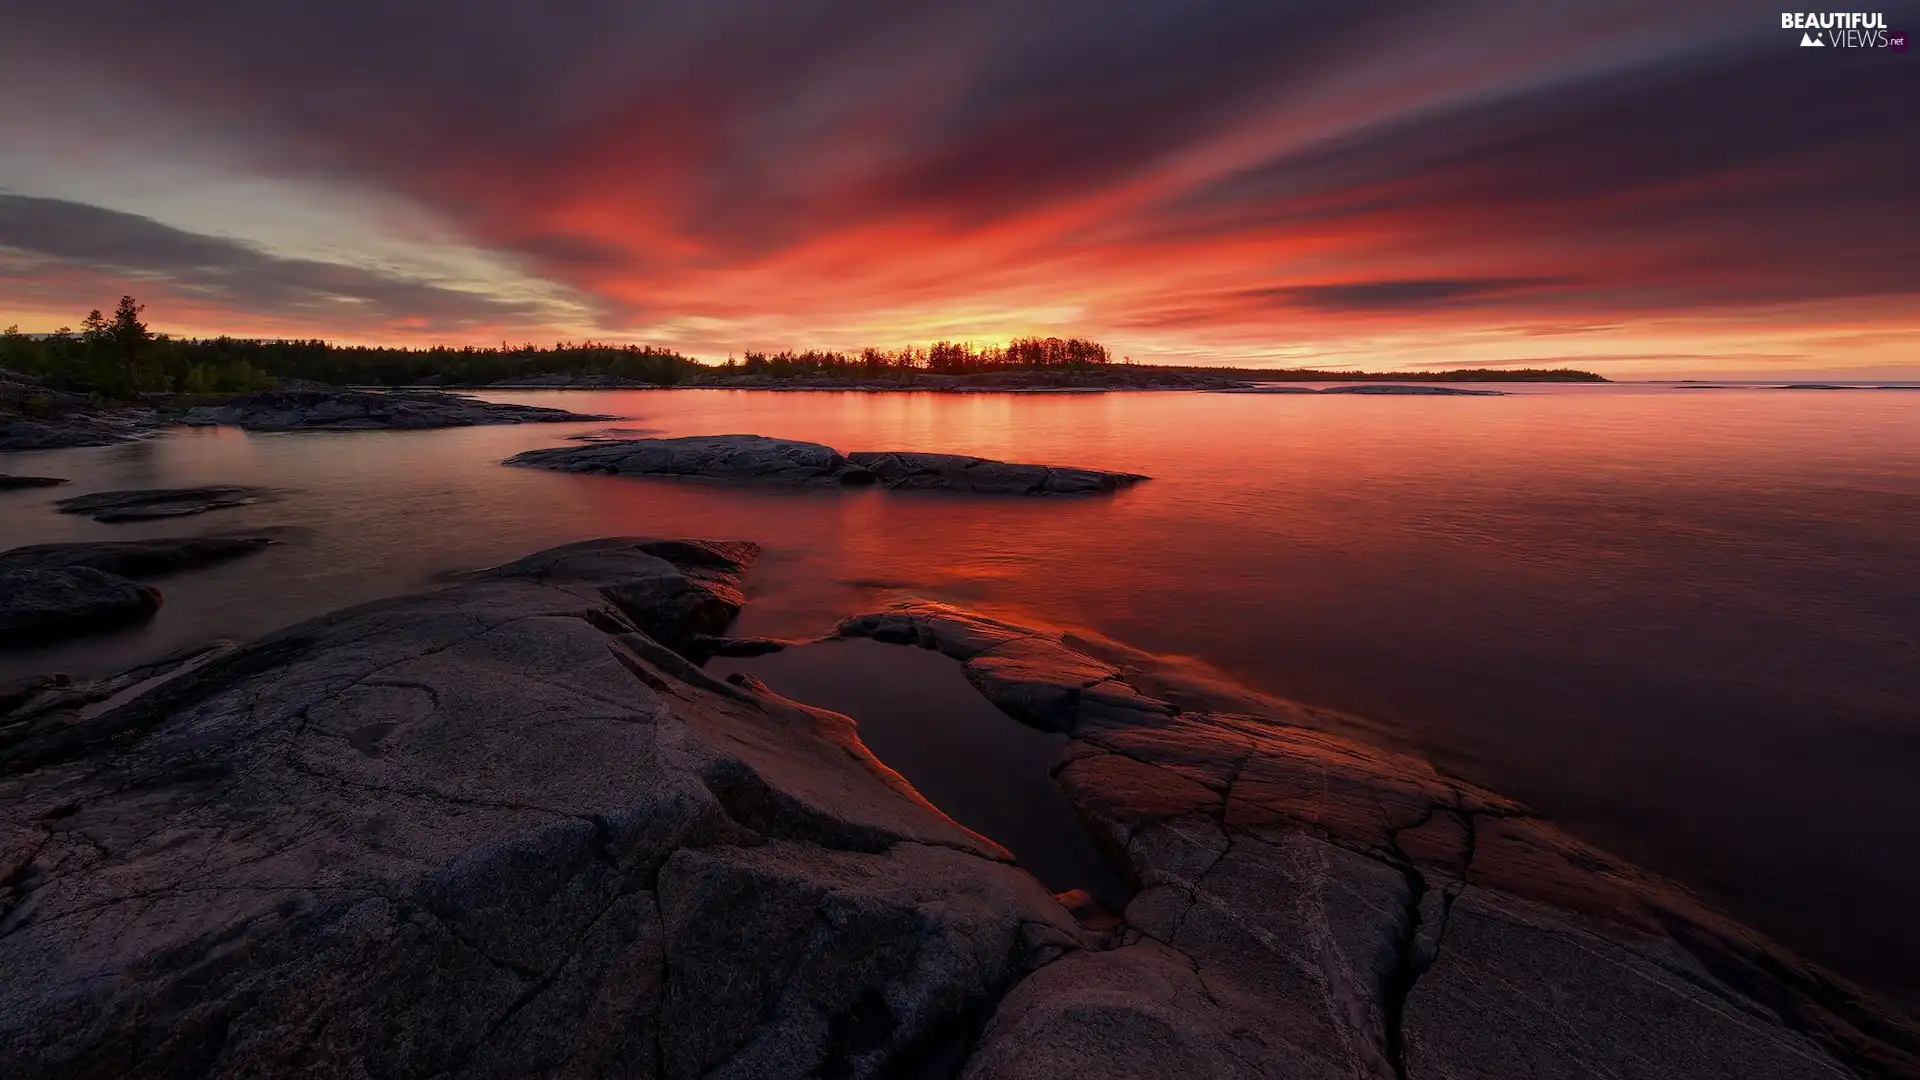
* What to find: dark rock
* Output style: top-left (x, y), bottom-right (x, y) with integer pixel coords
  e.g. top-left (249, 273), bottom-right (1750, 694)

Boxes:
top-left (0, 674), bottom-right (70, 717)
top-left (845, 451), bottom-right (1145, 495)
top-left (0, 538), bottom-right (1082, 1080)
top-left (507, 434), bottom-right (1147, 495)
top-left (842, 601), bottom-right (1917, 1080)
top-left (0, 475), bottom-right (68, 490)
top-left (0, 537), bottom-right (273, 577)
top-left (180, 388), bottom-right (615, 430)
top-left (0, 370), bottom-right (159, 449)
top-left (0, 643), bottom-right (235, 770)
top-left (0, 567), bottom-right (161, 643)
top-left (507, 434), bottom-right (865, 486)
top-left (53, 486), bottom-right (275, 522)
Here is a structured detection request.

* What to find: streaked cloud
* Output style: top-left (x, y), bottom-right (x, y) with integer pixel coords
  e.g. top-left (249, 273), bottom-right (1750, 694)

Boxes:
top-left (0, 0), bottom-right (1913, 372)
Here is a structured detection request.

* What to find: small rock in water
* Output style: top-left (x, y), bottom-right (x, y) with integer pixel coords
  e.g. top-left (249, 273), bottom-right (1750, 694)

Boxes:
top-left (0, 566), bottom-right (161, 643)
top-left (54, 485), bottom-right (276, 522)
top-left (0, 536), bottom-right (274, 577)
top-left (0, 475), bottom-right (68, 490)
top-left (508, 433), bottom-right (1147, 494)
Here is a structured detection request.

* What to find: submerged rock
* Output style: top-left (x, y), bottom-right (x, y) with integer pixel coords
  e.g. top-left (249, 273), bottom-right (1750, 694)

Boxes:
top-left (0, 566), bottom-right (161, 643)
top-left (507, 434), bottom-right (1147, 495)
top-left (54, 485), bottom-right (276, 522)
top-left (839, 602), bottom-right (1918, 1080)
top-left (0, 538), bottom-right (1082, 1080)
top-left (0, 475), bottom-right (68, 490)
top-left (181, 387), bottom-right (615, 430)
top-left (0, 536), bottom-right (273, 577)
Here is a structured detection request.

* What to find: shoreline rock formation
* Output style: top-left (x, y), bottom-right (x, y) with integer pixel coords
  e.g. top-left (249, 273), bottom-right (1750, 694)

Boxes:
top-left (838, 601), bottom-right (1920, 1080)
top-left (178, 388), bottom-right (615, 431)
top-left (506, 434), bottom-right (1148, 495)
top-left (1, 369), bottom-right (162, 451)
top-left (1, 542), bottom-right (1912, 1079)
top-left (0, 537), bottom-right (274, 647)
top-left (0, 539), bottom-right (1084, 1080)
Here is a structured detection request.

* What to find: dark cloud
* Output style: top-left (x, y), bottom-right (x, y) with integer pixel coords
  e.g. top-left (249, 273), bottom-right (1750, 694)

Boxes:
top-left (1144, 46), bottom-right (1919, 305)
top-left (1, 1), bottom-right (1915, 341)
top-left (0, 194), bottom-right (551, 332)
top-left (1243, 277), bottom-right (1572, 311)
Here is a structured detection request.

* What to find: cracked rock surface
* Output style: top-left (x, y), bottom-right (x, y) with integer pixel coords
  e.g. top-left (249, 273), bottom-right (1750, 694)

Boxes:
top-left (506, 434), bottom-right (1147, 495)
top-left (0, 540), bottom-right (1082, 1079)
top-left (839, 602), bottom-right (1920, 1080)
top-left (5, 545), bottom-right (1915, 1080)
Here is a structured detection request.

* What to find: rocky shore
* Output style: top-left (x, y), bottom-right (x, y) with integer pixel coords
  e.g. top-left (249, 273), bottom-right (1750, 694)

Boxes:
top-left (0, 538), bottom-right (1912, 1079)
top-left (1, 370), bottom-right (162, 451)
top-left (178, 388), bottom-right (615, 431)
top-left (507, 434), bottom-right (1147, 495)
top-left (0, 536), bottom-right (274, 644)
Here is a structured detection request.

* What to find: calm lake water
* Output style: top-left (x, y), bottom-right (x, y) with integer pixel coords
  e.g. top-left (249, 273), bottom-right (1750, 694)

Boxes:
top-left (3, 384), bottom-right (1917, 1009)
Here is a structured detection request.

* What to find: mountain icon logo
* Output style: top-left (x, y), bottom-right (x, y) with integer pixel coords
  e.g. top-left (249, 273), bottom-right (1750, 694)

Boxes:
top-left (1800, 31), bottom-right (1825, 45)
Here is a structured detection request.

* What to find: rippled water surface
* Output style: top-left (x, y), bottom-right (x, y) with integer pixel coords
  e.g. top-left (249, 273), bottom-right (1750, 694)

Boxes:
top-left (3, 384), bottom-right (1917, 1007)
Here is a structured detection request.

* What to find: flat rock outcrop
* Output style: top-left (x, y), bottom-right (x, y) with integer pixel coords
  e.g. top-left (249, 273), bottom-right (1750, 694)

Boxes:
top-left (846, 451), bottom-right (1145, 495)
top-left (0, 566), bottom-right (161, 643)
top-left (0, 475), bottom-right (69, 490)
top-left (838, 602), bottom-right (1920, 1080)
top-left (0, 536), bottom-right (273, 577)
top-left (510, 434), bottom-right (865, 487)
top-left (0, 538), bottom-right (1084, 1079)
top-left (54, 485), bottom-right (275, 522)
top-left (181, 388), bottom-right (614, 431)
top-left (507, 434), bottom-right (1147, 495)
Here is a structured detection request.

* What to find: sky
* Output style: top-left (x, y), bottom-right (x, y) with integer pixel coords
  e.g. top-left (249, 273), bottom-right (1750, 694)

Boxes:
top-left (0, 1), bottom-right (1914, 377)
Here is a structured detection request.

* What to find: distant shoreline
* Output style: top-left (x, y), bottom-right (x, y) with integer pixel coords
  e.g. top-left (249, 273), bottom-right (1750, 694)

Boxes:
top-left (448, 365), bottom-right (1609, 392)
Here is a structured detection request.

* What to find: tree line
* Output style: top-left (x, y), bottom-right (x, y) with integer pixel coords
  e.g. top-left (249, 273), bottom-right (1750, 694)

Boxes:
top-left (0, 297), bottom-right (699, 398)
top-left (0, 297), bottom-right (1602, 397)
top-left (728, 337), bottom-right (1113, 377)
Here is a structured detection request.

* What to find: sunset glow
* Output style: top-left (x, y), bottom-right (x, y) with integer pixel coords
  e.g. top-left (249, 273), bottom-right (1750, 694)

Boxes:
top-left (1, 1), bottom-right (1914, 376)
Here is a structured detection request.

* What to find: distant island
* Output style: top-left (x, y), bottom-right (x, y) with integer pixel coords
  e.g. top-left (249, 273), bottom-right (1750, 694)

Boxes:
top-left (1, 296), bottom-right (1606, 400)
